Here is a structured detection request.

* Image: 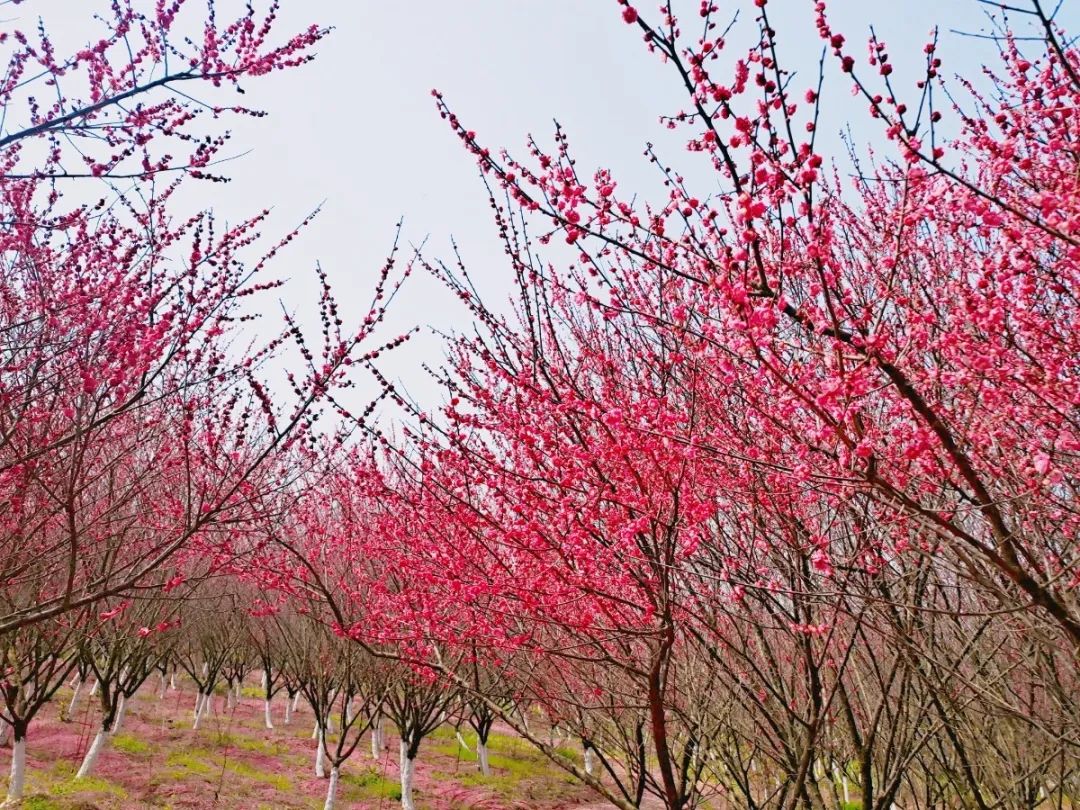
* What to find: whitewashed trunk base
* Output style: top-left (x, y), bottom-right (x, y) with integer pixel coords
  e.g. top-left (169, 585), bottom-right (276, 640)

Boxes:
top-left (584, 746), bottom-right (597, 776)
top-left (400, 740), bottom-right (416, 810)
top-left (315, 729), bottom-right (327, 778)
top-left (77, 730), bottom-right (108, 779)
top-left (371, 719), bottom-right (384, 759)
top-left (477, 740), bottom-right (491, 776)
top-left (193, 692), bottom-right (209, 730)
top-left (323, 765), bottom-right (340, 810)
top-left (111, 695), bottom-right (127, 734)
top-left (837, 769), bottom-right (850, 805)
top-left (5, 737), bottom-right (26, 803)
top-left (68, 678), bottom-right (84, 718)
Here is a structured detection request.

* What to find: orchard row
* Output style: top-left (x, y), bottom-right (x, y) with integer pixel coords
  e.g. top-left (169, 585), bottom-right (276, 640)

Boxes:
top-left (2, 1), bottom-right (1078, 808)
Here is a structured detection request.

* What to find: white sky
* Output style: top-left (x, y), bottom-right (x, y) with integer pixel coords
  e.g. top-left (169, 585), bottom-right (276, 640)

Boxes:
top-left (9, 0), bottom-right (1076, 415)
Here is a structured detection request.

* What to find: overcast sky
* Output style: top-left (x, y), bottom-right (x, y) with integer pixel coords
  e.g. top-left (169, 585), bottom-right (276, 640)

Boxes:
top-left (13, 0), bottom-right (1077, 414)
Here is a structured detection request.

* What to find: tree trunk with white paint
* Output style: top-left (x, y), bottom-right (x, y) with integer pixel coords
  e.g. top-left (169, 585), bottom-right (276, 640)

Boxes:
top-left (292, 692), bottom-right (302, 713)
top-left (193, 692), bottom-right (209, 730)
top-left (89, 678), bottom-right (99, 696)
top-left (111, 694), bottom-right (127, 734)
top-left (323, 765), bottom-right (340, 810)
top-left (584, 745), bottom-right (597, 776)
top-left (834, 767), bottom-right (849, 806)
top-left (67, 678), bottom-right (84, 719)
top-left (264, 698), bottom-right (274, 729)
top-left (399, 739), bottom-right (416, 810)
top-left (6, 735), bottom-right (26, 803)
top-left (315, 729), bottom-right (327, 778)
top-left (371, 715), bottom-right (383, 759)
top-left (76, 729), bottom-right (109, 779)
top-left (170, 671), bottom-right (178, 690)
top-left (477, 739), bottom-right (491, 776)
top-left (284, 697), bottom-right (293, 725)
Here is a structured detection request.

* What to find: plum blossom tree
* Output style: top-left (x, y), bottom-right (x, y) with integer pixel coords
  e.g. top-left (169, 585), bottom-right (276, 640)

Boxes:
top-left (74, 590), bottom-right (179, 779)
top-left (433, 0), bottom-right (1080, 645)
top-left (0, 616), bottom-right (81, 803)
top-left (0, 0), bottom-right (408, 638)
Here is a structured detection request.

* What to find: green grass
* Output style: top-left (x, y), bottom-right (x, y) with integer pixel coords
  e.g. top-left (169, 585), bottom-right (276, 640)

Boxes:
top-left (8, 760), bottom-right (131, 807)
top-left (450, 769), bottom-right (488, 787)
top-left (434, 760), bottom-right (580, 802)
top-left (164, 748), bottom-right (217, 777)
top-left (112, 732), bottom-right (152, 755)
top-left (553, 744), bottom-right (582, 765)
top-left (340, 767), bottom-right (402, 801)
top-left (51, 773), bottom-right (128, 798)
top-left (160, 746), bottom-right (294, 791)
top-left (430, 738), bottom-right (475, 760)
top-left (429, 728), bottom-right (507, 759)
top-left (430, 726), bottom-right (583, 784)
top-left (21, 797), bottom-right (61, 810)
top-left (224, 758), bottom-right (293, 790)
top-left (428, 725), bottom-right (582, 804)
top-left (488, 752), bottom-right (539, 778)
top-left (213, 730), bottom-right (238, 745)
top-left (48, 760), bottom-right (77, 779)
top-left (233, 735), bottom-right (291, 756)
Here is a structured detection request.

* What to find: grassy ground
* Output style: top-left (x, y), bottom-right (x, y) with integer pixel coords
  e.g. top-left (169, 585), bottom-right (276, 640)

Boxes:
top-left (0, 679), bottom-right (605, 809)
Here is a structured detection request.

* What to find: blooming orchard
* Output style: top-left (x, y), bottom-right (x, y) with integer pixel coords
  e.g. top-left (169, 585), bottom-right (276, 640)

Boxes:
top-left (292, 1), bottom-right (1080, 807)
top-left (2, 1), bottom-right (1078, 809)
